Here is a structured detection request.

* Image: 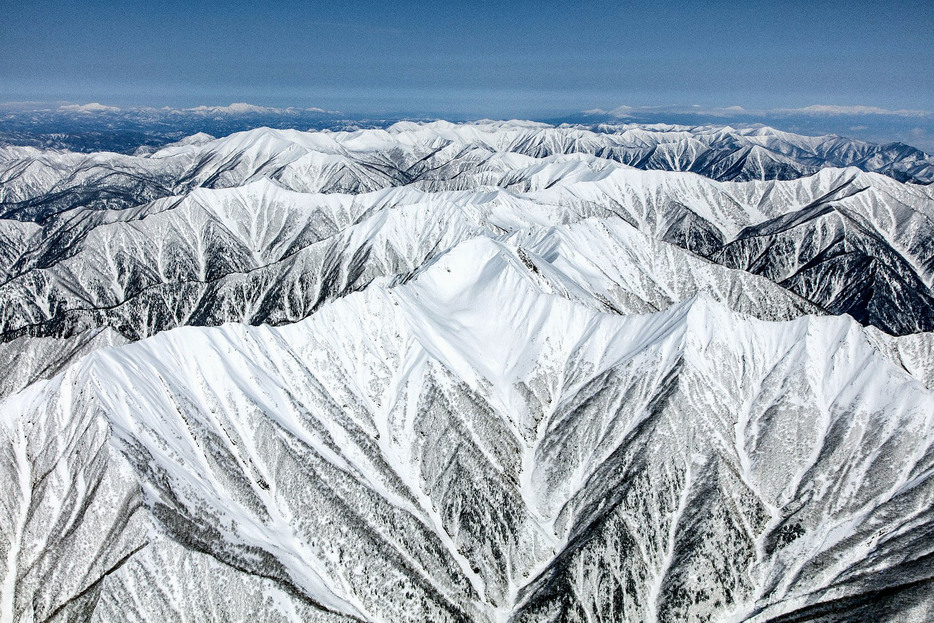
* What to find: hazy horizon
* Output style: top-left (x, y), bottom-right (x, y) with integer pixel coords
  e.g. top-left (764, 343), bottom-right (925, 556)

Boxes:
top-left (2, 1), bottom-right (932, 116)
top-left (3, 99), bottom-right (932, 152)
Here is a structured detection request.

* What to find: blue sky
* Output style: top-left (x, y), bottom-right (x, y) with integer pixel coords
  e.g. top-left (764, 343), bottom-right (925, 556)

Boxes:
top-left (1, 0), bottom-right (932, 116)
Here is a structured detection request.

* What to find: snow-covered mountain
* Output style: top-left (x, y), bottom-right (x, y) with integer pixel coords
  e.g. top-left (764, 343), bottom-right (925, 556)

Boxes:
top-left (1, 121), bottom-right (933, 622)
top-left (1, 124), bottom-right (933, 357)
top-left (1, 122), bottom-right (932, 219)
top-left (3, 239), bottom-right (934, 622)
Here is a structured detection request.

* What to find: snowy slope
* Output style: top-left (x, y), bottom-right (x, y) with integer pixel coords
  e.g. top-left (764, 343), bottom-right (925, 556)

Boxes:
top-left (1, 238), bottom-right (933, 622)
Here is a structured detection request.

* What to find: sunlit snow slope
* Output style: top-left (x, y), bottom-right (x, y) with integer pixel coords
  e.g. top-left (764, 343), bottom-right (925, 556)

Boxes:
top-left (1, 121), bottom-right (933, 622)
top-left (2, 239), bottom-right (933, 622)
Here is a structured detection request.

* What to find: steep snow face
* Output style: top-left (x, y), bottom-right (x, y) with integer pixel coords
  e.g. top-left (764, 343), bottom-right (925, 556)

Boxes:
top-left (0, 327), bottom-right (127, 397)
top-left (866, 328), bottom-right (934, 390)
top-left (1, 238), bottom-right (933, 622)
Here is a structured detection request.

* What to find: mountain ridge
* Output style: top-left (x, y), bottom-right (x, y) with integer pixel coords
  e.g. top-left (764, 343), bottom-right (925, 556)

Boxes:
top-left (1, 120), bottom-right (933, 622)
top-left (2, 236), bottom-right (933, 621)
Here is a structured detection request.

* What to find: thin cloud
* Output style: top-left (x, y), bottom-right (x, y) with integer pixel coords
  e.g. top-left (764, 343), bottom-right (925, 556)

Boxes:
top-left (774, 105), bottom-right (930, 117)
top-left (59, 103), bottom-right (121, 113)
top-left (584, 104), bottom-right (932, 119)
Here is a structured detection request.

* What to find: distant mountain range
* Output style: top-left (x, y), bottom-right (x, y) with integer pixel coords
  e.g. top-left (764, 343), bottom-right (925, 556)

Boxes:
top-left (2, 101), bottom-right (933, 154)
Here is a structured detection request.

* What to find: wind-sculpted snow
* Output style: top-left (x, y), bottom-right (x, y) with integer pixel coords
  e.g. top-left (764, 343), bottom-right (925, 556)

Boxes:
top-left (1, 239), bottom-right (933, 622)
